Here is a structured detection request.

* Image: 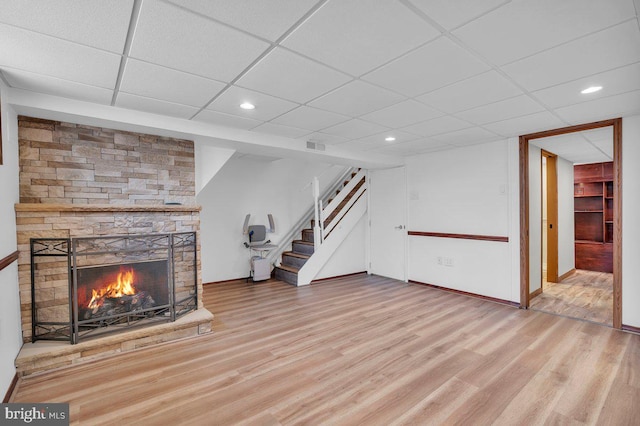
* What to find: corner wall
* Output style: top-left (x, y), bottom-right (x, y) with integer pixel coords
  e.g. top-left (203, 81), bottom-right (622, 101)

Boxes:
top-left (0, 82), bottom-right (23, 396)
top-left (557, 156), bottom-right (575, 276)
top-left (622, 114), bottom-right (640, 327)
top-left (406, 140), bottom-right (514, 301)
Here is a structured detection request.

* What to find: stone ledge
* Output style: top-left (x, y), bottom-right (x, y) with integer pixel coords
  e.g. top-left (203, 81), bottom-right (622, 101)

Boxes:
top-left (15, 308), bottom-right (214, 377)
top-left (15, 203), bottom-right (201, 213)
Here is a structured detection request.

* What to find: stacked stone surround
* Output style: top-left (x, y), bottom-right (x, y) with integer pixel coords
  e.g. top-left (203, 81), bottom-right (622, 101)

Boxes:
top-left (14, 116), bottom-right (207, 347)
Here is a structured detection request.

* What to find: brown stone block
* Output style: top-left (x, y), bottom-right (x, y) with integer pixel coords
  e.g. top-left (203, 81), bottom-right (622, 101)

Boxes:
top-left (19, 127), bottom-right (53, 142)
top-left (57, 168), bottom-right (95, 181)
top-left (17, 217), bottom-right (45, 225)
top-left (20, 146), bottom-right (40, 160)
top-left (114, 133), bottom-right (140, 146)
top-left (48, 161), bottom-right (94, 170)
top-left (19, 116), bottom-right (57, 129)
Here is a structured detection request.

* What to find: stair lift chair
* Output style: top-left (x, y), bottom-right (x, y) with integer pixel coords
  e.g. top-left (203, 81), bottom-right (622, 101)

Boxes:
top-left (243, 214), bottom-right (276, 281)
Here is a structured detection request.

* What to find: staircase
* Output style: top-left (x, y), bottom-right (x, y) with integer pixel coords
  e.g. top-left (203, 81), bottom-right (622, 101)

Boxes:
top-left (274, 170), bottom-right (366, 285)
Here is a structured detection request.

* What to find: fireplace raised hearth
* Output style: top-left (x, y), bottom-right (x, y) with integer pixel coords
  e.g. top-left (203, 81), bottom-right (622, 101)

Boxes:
top-left (30, 232), bottom-right (197, 344)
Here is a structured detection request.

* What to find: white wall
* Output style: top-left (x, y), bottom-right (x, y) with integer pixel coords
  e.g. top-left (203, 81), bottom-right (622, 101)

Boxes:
top-left (0, 82), bottom-right (23, 396)
top-left (315, 211), bottom-right (367, 280)
top-left (406, 140), bottom-right (514, 301)
top-left (197, 155), bottom-right (349, 282)
top-left (622, 114), bottom-right (640, 327)
top-left (194, 143), bottom-right (235, 195)
top-left (529, 144), bottom-right (542, 293)
top-left (557, 156), bottom-right (575, 276)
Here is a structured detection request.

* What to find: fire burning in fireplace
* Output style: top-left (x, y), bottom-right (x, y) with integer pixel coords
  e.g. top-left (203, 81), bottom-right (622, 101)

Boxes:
top-left (77, 261), bottom-right (169, 322)
top-left (88, 268), bottom-right (137, 309)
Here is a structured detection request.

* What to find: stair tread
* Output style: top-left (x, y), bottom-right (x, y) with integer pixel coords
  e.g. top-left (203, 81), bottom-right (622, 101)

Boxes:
top-left (283, 251), bottom-right (310, 259)
top-left (293, 239), bottom-right (314, 246)
top-left (276, 264), bottom-right (300, 273)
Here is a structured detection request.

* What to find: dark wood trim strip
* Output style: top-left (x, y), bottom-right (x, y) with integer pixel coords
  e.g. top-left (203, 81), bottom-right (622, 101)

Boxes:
top-left (409, 280), bottom-right (520, 308)
top-left (520, 119), bottom-right (618, 140)
top-left (203, 277), bottom-right (250, 286)
top-left (529, 287), bottom-right (542, 300)
top-left (613, 117), bottom-right (623, 329)
top-left (311, 271), bottom-right (367, 283)
top-left (408, 231), bottom-right (508, 243)
top-left (520, 135), bottom-right (530, 309)
top-left (622, 324), bottom-right (640, 335)
top-left (3, 373), bottom-right (18, 403)
top-left (0, 250), bottom-right (19, 272)
top-left (558, 268), bottom-right (576, 282)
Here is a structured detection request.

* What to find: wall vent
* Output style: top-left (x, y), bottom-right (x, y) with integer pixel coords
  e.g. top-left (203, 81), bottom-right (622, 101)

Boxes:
top-left (306, 141), bottom-right (326, 151)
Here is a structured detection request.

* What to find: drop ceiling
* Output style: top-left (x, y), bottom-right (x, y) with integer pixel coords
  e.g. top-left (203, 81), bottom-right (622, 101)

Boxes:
top-left (1, 0), bottom-right (639, 158)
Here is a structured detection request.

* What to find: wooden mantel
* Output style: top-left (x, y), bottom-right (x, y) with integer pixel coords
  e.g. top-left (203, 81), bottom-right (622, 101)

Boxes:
top-left (15, 203), bottom-right (202, 213)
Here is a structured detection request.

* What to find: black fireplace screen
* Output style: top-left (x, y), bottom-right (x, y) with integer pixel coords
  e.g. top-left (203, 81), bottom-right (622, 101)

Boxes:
top-left (30, 232), bottom-right (197, 344)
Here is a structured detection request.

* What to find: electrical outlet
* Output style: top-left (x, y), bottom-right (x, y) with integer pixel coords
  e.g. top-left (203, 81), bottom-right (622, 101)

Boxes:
top-left (444, 257), bottom-right (454, 267)
top-left (437, 256), bottom-right (442, 265)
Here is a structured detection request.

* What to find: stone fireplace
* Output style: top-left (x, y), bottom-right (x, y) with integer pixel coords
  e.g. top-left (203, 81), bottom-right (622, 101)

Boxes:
top-left (14, 116), bottom-right (212, 375)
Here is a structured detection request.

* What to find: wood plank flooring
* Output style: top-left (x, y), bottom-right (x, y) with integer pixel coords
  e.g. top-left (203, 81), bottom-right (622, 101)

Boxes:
top-left (531, 270), bottom-right (613, 326)
top-left (11, 274), bottom-right (640, 425)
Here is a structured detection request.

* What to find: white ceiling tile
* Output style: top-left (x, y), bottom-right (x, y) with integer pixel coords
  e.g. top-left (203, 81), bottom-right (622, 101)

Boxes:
top-left (192, 109), bottom-right (263, 130)
top-left (130, 1), bottom-right (269, 82)
top-left (282, 0), bottom-right (439, 76)
top-left (455, 95), bottom-right (544, 125)
top-left (360, 100), bottom-right (443, 128)
top-left (271, 106), bottom-right (350, 131)
top-left (3, 67), bottom-right (113, 104)
top-left (309, 80), bottom-right (405, 117)
top-left (503, 21), bottom-right (640, 92)
top-left (591, 139), bottom-right (614, 159)
top-left (433, 127), bottom-right (500, 146)
top-left (555, 90), bottom-right (640, 124)
top-left (531, 134), bottom-right (611, 164)
top-left (115, 93), bottom-right (200, 119)
top-left (322, 119), bottom-right (390, 140)
top-left (453, 0), bottom-right (636, 65)
top-left (402, 115), bottom-right (473, 137)
top-left (483, 111), bottom-right (566, 137)
top-left (0, 0), bottom-right (133, 53)
top-left (120, 59), bottom-right (226, 107)
top-left (417, 70), bottom-right (523, 114)
top-left (581, 127), bottom-right (613, 144)
top-left (372, 138), bottom-right (451, 156)
top-left (208, 85), bottom-right (299, 121)
top-left (407, 0), bottom-right (509, 30)
top-left (251, 122), bottom-right (311, 139)
top-left (532, 62), bottom-right (640, 109)
top-left (0, 23), bottom-right (121, 88)
top-left (299, 132), bottom-right (349, 146)
top-left (338, 130), bottom-right (419, 151)
top-left (363, 37), bottom-right (490, 97)
top-left (236, 48), bottom-right (352, 103)
top-left (166, 0), bottom-right (318, 41)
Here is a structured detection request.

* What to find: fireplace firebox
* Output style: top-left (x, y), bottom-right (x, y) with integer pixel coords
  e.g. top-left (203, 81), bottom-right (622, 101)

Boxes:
top-left (30, 232), bottom-right (197, 344)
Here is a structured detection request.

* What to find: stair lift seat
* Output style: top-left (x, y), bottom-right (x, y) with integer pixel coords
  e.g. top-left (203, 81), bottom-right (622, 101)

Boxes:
top-left (243, 215), bottom-right (276, 282)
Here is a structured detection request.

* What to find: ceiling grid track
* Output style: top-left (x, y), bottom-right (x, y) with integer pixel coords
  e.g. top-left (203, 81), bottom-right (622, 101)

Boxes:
top-left (111, 0), bottom-right (144, 106)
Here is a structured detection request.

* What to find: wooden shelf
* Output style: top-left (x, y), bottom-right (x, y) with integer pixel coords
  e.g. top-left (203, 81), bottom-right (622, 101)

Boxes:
top-left (574, 162), bottom-right (613, 272)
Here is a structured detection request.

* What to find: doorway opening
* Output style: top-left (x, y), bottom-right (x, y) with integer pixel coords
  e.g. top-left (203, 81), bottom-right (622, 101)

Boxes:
top-left (519, 118), bottom-right (621, 328)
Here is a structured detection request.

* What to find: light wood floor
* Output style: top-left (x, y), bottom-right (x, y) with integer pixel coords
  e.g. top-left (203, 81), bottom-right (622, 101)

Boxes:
top-left (531, 270), bottom-right (613, 326)
top-left (11, 274), bottom-right (640, 425)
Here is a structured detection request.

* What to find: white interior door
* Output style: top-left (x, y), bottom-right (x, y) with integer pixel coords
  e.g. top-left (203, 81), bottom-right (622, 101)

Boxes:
top-left (369, 167), bottom-right (407, 281)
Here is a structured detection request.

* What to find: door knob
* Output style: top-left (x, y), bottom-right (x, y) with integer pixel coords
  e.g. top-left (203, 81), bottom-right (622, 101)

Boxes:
top-left (394, 225), bottom-right (404, 230)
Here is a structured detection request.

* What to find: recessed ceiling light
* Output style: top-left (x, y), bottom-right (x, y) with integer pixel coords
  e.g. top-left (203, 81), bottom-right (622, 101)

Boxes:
top-left (385, 136), bottom-right (396, 142)
top-left (240, 102), bottom-right (255, 110)
top-left (581, 86), bottom-right (602, 94)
